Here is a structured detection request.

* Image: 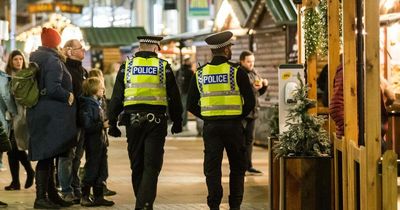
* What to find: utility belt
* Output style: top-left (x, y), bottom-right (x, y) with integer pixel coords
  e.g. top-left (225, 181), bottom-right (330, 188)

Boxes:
top-left (128, 112), bottom-right (167, 127)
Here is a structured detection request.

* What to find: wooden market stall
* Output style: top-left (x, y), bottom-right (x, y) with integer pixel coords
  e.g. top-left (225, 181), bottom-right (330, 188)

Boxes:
top-left (80, 27), bottom-right (146, 70)
top-left (283, 0), bottom-right (398, 210)
top-left (326, 0), bottom-right (398, 209)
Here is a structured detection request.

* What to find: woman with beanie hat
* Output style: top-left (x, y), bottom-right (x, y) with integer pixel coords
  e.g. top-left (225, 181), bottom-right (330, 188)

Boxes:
top-left (4, 50), bottom-right (35, 191)
top-left (28, 27), bottom-right (77, 209)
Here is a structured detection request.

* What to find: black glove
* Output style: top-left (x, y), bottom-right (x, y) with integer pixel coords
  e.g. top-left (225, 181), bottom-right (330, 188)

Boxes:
top-left (108, 125), bottom-right (122, 137)
top-left (171, 122), bottom-right (182, 134)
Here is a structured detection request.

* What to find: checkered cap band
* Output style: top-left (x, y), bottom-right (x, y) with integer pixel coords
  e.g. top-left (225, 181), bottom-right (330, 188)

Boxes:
top-left (208, 40), bottom-right (232, 49)
top-left (139, 39), bottom-right (160, 45)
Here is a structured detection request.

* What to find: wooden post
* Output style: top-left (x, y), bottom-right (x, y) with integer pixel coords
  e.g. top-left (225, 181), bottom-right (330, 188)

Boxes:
top-left (364, 0), bottom-right (382, 209)
top-left (327, 0), bottom-right (341, 138)
top-left (297, 4), bottom-right (303, 64)
top-left (307, 54), bottom-right (317, 114)
top-left (382, 150), bottom-right (398, 210)
top-left (328, 0), bottom-right (342, 209)
top-left (342, 0), bottom-right (358, 209)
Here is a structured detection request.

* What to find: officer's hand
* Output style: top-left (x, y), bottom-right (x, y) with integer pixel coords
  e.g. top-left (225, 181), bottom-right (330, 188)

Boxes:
top-left (108, 125), bottom-right (122, 137)
top-left (171, 122), bottom-right (182, 134)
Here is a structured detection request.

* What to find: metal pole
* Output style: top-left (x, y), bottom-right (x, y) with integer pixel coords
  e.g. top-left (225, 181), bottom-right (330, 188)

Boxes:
top-left (130, 0), bottom-right (135, 26)
top-left (10, 0), bottom-right (16, 51)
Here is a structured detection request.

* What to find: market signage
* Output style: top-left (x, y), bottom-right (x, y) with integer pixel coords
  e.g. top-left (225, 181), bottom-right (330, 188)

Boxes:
top-left (188, 0), bottom-right (212, 19)
top-left (28, 3), bottom-right (83, 14)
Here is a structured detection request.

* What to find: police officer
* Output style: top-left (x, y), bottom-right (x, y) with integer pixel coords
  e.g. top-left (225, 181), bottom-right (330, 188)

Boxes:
top-left (107, 35), bottom-right (183, 210)
top-left (187, 31), bottom-right (255, 210)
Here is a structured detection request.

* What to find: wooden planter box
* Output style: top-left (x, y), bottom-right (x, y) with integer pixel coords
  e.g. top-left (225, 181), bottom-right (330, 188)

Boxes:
top-left (280, 156), bottom-right (333, 210)
top-left (268, 137), bottom-right (280, 210)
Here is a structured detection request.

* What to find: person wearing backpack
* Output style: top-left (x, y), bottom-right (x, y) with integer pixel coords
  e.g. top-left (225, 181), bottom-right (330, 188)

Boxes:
top-left (28, 27), bottom-right (77, 209)
top-left (4, 50), bottom-right (35, 191)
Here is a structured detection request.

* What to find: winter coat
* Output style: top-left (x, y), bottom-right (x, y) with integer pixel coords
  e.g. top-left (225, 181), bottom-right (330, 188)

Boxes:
top-left (244, 69), bottom-right (267, 119)
top-left (329, 64), bottom-right (344, 138)
top-left (13, 104), bottom-right (29, 150)
top-left (28, 47), bottom-right (77, 161)
top-left (0, 71), bottom-right (17, 136)
top-left (79, 96), bottom-right (106, 146)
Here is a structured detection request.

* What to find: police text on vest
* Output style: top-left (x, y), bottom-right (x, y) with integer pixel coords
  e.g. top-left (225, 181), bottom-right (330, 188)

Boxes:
top-left (203, 74), bottom-right (228, 84)
top-left (132, 66), bottom-right (158, 75)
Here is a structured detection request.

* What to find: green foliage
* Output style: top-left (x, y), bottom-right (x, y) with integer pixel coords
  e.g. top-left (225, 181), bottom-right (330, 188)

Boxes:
top-left (318, 0), bottom-right (328, 57)
top-left (273, 73), bottom-right (331, 158)
top-left (303, 7), bottom-right (321, 60)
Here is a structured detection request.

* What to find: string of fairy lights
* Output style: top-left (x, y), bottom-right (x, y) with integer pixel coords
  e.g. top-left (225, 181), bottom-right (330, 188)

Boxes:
top-left (302, 0), bottom-right (330, 60)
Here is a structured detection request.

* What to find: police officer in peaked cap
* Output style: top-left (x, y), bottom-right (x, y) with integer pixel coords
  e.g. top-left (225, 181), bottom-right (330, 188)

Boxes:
top-left (107, 35), bottom-right (183, 210)
top-left (187, 31), bottom-right (256, 210)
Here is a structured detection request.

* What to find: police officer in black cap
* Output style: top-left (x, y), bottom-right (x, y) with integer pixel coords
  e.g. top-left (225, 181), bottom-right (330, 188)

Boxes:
top-left (107, 35), bottom-right (183, 210)
top-left (187, 31), bottom-right (255, 210)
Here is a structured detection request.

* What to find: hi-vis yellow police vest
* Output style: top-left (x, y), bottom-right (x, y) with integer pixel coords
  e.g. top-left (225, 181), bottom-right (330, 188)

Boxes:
top-left (123, 57), bottom-right (167, 106)
top-left (196, 63), bottom-right (243, 117)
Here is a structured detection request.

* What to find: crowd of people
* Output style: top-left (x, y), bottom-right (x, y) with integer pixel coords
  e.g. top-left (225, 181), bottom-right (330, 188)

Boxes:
top-left (0, 28), bottom-right (269, 210)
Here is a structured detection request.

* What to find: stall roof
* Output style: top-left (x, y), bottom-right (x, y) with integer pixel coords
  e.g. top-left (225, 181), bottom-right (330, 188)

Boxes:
top-left (265, 0), bottom-right (297, 25)
top-left (81, 27), bottom-right (146, 48)
top-left (162, 28), bottom-right (213, 43)
top-left (228, 0), bottom-right (257, 27)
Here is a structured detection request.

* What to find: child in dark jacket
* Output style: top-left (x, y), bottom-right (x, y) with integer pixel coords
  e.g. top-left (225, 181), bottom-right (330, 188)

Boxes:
top-left (79, 77), bottom-right (114, 207)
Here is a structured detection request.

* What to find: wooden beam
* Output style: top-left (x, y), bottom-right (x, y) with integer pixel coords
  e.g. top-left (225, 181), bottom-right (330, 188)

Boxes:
top-left (328, 1), bottom-right (344, 208)
top-left (364, 0), bottom-right (382, 208)
top-left (327, 0), bottom-right (341, 137)
top-left (342, 0), bottom-right (358, 145)
top-left (297, 4), bottom-right (304, 64)
top-left (334, 136), bottom-right (348, 210)
top-left (342, 0), bottom-right (358, 207)
top-left (382, 150), bottom-right (398, 210)
top-left (346, 141), bottom-right (358, 210)
top-left (307, 54), bottom-right (317, 114)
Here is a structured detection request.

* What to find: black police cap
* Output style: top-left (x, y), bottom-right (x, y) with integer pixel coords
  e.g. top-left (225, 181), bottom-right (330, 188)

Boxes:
top-left (137, 35), bottom-right (163, 49)
top-left (205, 31), bottom-right (234, 49)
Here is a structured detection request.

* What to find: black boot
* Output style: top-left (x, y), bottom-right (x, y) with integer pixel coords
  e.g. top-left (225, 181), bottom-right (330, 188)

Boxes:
top-left (5, 152), bottom-right (21, 191)
top-left (93, 186), bottom-right (114, 206)
top-left (19, 150), bottom-right (35, 189)
top-left (47, 166), bottom-right (73, 207)
top-left (33, 169), bottom-right (60, 209)
top-left (80, 185), bottom-right (95, 207)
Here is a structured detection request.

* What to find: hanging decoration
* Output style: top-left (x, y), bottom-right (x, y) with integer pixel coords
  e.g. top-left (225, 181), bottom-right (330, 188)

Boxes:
top-left (318, 0), bottom-right (328, 57)
top-left (303, 7), bottom-right (321, 60)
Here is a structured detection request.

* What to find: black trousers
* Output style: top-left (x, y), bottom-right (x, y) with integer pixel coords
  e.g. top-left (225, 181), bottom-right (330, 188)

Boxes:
top-left (203, 120), bottom-right (246, 209)
top-left (82, 135), bottom-right (108, 188)
top-left (244, 118), bottom-right (256, 169)
top-left (126, 115), bottom-right (167, 209)
top-left (7, 130), bottom-right (34, 185)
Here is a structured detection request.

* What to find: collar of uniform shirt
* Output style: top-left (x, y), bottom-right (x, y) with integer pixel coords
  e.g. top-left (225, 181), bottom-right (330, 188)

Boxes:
top-left (210, 56), bottom-right (229, 65)
top-left (135, 51), bottom-right (158, 58)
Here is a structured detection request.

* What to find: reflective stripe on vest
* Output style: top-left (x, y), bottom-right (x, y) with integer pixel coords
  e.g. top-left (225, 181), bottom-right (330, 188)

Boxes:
top-left (196, 63), bottom-right (242, 117)
top-left (124, 57), bottom-right (167, 106)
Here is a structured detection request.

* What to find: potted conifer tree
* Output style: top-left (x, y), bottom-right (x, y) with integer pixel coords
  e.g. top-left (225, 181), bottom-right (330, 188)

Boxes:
top-left (273, 73), bottom-right (332, 210)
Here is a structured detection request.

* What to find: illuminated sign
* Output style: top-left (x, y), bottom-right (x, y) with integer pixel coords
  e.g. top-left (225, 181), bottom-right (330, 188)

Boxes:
top-left (188, 0), bottom-right (211, 19)
top-left (28, 3), bottom-right (54, 13)
top-left (28, 3), bottom-right (83, 14)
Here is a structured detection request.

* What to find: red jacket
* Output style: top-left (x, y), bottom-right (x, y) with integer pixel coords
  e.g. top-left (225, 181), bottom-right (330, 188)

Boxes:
top-left (329, 64), bottom-right (344, 138)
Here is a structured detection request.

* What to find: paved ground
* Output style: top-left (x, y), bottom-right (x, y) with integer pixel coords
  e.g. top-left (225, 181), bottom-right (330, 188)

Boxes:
top-left (0, 123), bottom-right (269, 209)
